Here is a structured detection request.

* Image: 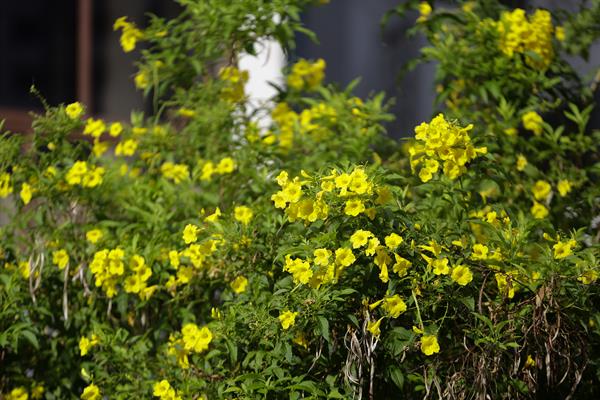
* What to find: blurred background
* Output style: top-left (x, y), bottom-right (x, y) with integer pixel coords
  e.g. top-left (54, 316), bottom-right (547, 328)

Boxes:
top-left (0, 0), bottom-right (598, 137)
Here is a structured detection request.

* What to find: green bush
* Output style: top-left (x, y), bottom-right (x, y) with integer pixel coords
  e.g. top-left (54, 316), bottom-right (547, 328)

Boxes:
top-left (1, 1), bottom-right (600, 399)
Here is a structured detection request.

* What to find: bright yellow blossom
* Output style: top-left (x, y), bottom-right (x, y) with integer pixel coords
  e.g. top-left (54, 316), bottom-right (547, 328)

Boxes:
top-left (230, 276), bottom-right (248, 294)
top-left (531, 201), bottom-right (549, 219)
top-left (53, 249), bottom-right (69, 270)
top-left (182, 224), bottom-right (199, 244)
top-left (81, 383), bottom-right (101, 400)
top-left (420, 334), bottom-right (440, 356)
top-left (451, 265), bottom-right (473, 286)
top-left (383, 294), bottom-right (407, 318)
top-left (532, 180), bottom-right (551, 201)
top-left (65, 102), bottom-right (84, 119)
top-left (553, 239), bottom-right (576, 259)
top-left (384, 233), bottom-right (403, 250)
top-left (234, 206), bottom-right (253, 225)
top-left (557, 179), bottom-right (572, 197)
top-left (86, 229), bottom-right (103, 244)
top-left (350, 230), bottom-right (373, 249)
top-left (522, 111), bottom-right (543, 136)
top-left (279, 310), bottom-right (298, 330)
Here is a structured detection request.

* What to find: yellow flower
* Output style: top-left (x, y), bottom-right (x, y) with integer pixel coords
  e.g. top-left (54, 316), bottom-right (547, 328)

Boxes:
top-left (113, 16), bottom-right (143, 52)
top-left (344, 199), bottom-right (365, 216)
top-left (392, 254), bottom-right (412, 276)
top-left (524, 354), bottom-right (536, 368)
top-left (20, 183), bottom-right (33, 205)
top-left (555, 26), bottom-right (565, 41)
top-left (230, 276), bottom-right (248, 294)
top-left (350, 230), bottom-right (373, 249)
top-left (53, 249), bottom-right (69, 270)
top-left (66, 161), bottom-right (88, 185)
top-left (181, 323), bottom-right (213, 353)
top-left (516, 154), bottom-right (528, 171)
top-left (66, 102), bottom-right (84, 119)
top-left (552, 239), bottom-right (576, 259)
top-left (79, 334), bottom-right (99, 356)
top-left (420, 335), bottom-right (440, 356)
top-left (83, 118), bottom-right (106, 138)
top-left (522, 111), bottom-right (543, 136)
top-left (234, 206), bottom-right (253, 225)
top-left (7, 387), bottom-right (28, 400)
top-left (109, 122), bottom-right (123, 137)
top-left (557, 179), bottom-right (572, 197)
top-left (384, 233), bottom-right (403, 250)
top-left (287, 59), bottom-right (326, 91)
top-left (367, 317), bottom-right (383, 336)
top-left (313, 248), bottom-right (331, 266)
top-left (153, 380), bottom-right (172, 397)
top-left (451, 265), bottom-right (473, 286)
top-left (182, 224), bottom-right (199, 244)
top-left (31, 385), bottom-right (44, 400)
top-left (471, 244), bottom-right (488, 260)
top-left (81, 383), bottom-right (101, 400)
top-left (86, 229), bottom-right (103, 244)
top-left (279, 310), bottom-right (298, 330)
top-left (168, 250), bottom-right (180, 269)
top-left (335, 248), bottom-right (356, 267)
top-left (578, 270), bottom-right (598, 285)
top-left (216, 157), bottom-right (236, 174)
top-left (417, 2), bottom-right (432, 23)
top-left (532, 180), bottom-right (551, 201)
top-left (383, 294), bottom-right (407, 318)
top-left (115, 139), bottom-right (138, 156)
top-left (495, 273), bottom-right (516, 299)
top-left (432, 257), bottom-right (450, 275)
top-left (134, 70), bottom-right (149, 89)
top-left (531, 201), bottom-right (549, 219)
top-left (283, 256), bottom-right (313, 284)
top-left (205, 207), bottom-right (221, 222)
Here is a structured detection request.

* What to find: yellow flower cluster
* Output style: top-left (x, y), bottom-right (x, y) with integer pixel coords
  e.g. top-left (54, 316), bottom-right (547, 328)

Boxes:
top-left (65, 161), bottom-right (105, 188)
top-left (113, 16), bottom-right (143, 53)
top-left (161, 162), bottom-right (190, 184)
top-left (83, 118), bottom-right (106, 138)
top-left (270, 102), bottom-right (298, 149)
top-left (268, 101), bottom-right (338, 149)
top-left (287, 58), bottom-right (326, 91)
top-left (496, 9), bottom-right (555, 69)
top-left (272, 167), bottom-right (379, 224)
top-left (529, 178), bottom-right (573, 219)
top-left (2, 385), bottom-right (44, 400)
top-left (299, 102), bottom-right (337, 141)
top-left (90, 249), bottom-right (155, 299)
top-left (219, 66), bottom-right (249, 103)
top-left (409, 114), bottom-right (486, 182)
top-left (153, 380), bottom-right (182, 400)
top-left (199, 157), bottom-right (236, 181)
top-left (166, 323), bottom-right (213, 369)
top-left (115, 139), bottom-right (138, 157)
top-left (271, 170), bottom-right (327, 222)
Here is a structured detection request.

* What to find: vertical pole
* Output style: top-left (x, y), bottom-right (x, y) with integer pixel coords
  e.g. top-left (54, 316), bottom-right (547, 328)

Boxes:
top-left (78, 0), bottom-right (93, 111)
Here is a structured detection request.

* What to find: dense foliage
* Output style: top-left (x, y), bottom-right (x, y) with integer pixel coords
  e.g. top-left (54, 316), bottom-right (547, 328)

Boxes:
top-left (1, 0), bottom-right (600, 399)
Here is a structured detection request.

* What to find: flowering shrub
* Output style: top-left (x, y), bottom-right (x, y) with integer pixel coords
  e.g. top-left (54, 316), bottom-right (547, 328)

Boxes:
top-left (1, 0), bottom-right (600, 399)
